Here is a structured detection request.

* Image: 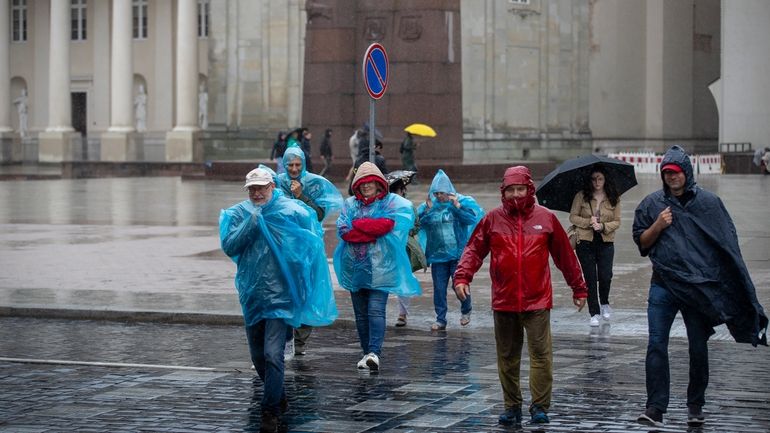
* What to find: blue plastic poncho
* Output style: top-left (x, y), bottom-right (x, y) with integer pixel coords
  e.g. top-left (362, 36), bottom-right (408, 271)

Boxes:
top-left (417, 169), bottom-right (485, 264)
top-left (219, 189), bottom-right (338, 328)
top-left (275, 147), bottom-right (343, 220)
top-left (333, 193), bottom-right (422, 297)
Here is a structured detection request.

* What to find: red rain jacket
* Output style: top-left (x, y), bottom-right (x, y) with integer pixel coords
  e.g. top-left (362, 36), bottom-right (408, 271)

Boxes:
top-left (454, 166), bottom-right (587, 312)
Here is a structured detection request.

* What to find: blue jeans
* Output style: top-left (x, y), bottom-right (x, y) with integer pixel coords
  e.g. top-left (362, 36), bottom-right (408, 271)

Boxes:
top-left (245, 319), bottom-right (288, 414)
top-left (432, 260), bottom-right (472, 326)
top-left (576, 238), bottom-right (614, 316)
top-left (645, 283), bottom-right (710, 413)
top-left (350, 289), bottom-right (389, 355)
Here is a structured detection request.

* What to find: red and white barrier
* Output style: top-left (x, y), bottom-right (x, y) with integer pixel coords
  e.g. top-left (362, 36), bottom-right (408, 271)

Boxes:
top-left (607, 152), bottom-right (722, 175)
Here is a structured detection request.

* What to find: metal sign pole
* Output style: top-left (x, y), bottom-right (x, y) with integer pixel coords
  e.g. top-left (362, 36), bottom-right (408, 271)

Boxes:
top-left (369, 99), bottom-right (375, 164)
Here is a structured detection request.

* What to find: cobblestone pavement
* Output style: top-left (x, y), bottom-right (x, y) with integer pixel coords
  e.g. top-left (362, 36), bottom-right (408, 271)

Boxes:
top-left (1, 317), bottom-right (769, 433)
top-left (0, 174), bottom-right (769, 432)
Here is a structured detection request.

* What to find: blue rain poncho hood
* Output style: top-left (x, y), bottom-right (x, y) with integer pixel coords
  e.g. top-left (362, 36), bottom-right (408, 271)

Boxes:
top-left (334, 192), bottom-right (422, 297)
top-left (417, 170), bottom-right (485, 264)
top-left (219, 189), bottom-right (338, 328)
top-left (632, 145), bottom-right (767, 346)
top-left (276, 147), bottom-right (343, 219)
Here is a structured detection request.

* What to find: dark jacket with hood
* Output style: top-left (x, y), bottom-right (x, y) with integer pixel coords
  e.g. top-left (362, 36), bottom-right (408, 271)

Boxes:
top-left (454, 166), bottom-right (587, 312)
top-left (632, 145), bottom-right (768, 346)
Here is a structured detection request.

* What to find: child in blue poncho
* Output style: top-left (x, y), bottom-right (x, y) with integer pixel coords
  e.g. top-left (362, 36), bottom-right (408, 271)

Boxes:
top-left (418, 169), bottom-right (484, 331)
top-left (334, 162), bottom-right (421, 371)
top-left (219, 168), bottom-right (337, 430)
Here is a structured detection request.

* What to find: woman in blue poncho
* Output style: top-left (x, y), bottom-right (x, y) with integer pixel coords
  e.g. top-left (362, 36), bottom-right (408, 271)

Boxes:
top-left (418, 169), bottom-right (484, 331)
top-left (334, 162), bottom-right (421, 371)
top-left (219, 167), bottom-right (337, 430)
top-left (275, 146), bottom-right (343, 356)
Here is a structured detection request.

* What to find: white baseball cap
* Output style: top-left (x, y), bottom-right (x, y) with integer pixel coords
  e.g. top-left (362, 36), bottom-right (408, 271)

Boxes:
top-left (243, 168), bottom-right (273, 188)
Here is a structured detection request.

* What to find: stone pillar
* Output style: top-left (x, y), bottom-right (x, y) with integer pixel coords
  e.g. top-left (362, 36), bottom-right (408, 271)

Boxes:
top-left (38, 0), bottom-right (79, 162)
top-left (0, 0), bottom-right (22, 162)
top-left (166, 0), bottom-right (201, 162)
top-left (0, 0), bottom-right (11, 133)
top-left (101, 0), bottom-right (140, 161)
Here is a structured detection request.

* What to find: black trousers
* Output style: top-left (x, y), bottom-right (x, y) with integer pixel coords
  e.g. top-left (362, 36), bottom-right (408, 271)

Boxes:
top-left (576, 233), bottom-right (614, 317)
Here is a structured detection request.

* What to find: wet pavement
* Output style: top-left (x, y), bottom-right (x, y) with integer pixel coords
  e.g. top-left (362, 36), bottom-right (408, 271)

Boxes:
top-left (1, 173), bottom-right (769, 432)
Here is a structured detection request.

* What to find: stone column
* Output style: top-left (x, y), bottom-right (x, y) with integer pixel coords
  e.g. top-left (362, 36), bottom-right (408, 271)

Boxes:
top-left (0, 0), bottom-right (22, 162)
top-left (166, 0), bottom-right (201, 161)
top-left (39, 0), bottom-right (79, 162)
top-left (101, 0), bottom-right (140, 161)
top-left (0, 0), bottom-right (11, 133)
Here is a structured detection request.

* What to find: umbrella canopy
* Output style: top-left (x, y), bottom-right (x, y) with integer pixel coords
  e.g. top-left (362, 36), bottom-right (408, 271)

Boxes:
top-left (535, 155), bottom-right (637, 212)
top-left (404, 123), bottom-right (437, 137)
top-left (386, 170), bottom-right (417, 192)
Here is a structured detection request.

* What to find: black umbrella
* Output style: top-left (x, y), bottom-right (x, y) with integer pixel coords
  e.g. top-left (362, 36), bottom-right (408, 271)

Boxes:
top-left (536, 155), bottom-right (637, 212)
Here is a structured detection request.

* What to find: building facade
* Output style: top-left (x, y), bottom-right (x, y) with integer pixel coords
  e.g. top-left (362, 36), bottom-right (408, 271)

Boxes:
top-left (2, 0), bottom-right (769, 164)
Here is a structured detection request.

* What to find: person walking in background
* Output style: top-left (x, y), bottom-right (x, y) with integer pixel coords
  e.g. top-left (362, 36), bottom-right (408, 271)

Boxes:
top-left (633, 145), bottom-right (768, 428)
top-left (569, 165), bottom-right (621, 327)
top-left (319, 128), bottom-right (333, 177)
top-left (275, 147), bottom-right (343, 357)
top-left (387, 171), bottom-right (427, 327)
top-left (346, 128), bottom-right (363, 182)
top-left (300, 128), bottom-right (314, 173)
top-left (334, 162), bottom-right (421, 371)
top-left (400, 132), bottom-right (417, 171)
top-left (417, 169), bottom-right (484, 331)
top-left (219, 168), bottom-right (337, 433)
top-left (453, 166), bottom-right (587, 427)
top-left (270, 132), bottom-right (288, 175)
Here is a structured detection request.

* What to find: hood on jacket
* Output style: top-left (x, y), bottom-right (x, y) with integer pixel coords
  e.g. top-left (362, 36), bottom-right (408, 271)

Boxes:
top-left (659, 145), bottom-right (696, 195)
top-left (282, 147), bottom-right (307, 179)
top-left (500, 166), bottom-right (536, 214)
top-left (427, 169), bottom-right (458, 207)
top-left (352, 162), bottom-right (388, 203)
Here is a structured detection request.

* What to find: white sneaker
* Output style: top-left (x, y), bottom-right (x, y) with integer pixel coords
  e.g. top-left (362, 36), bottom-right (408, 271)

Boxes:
top-left (601, 304), bottom-right (612, 320)
top-left (590, 315), bottom-right (601, 327)
top-left (365, 352), bottom-right (380, 371)
top-left (356, 354), bottom-right (368, 369)
top-left (284, 338), bottom-right (295, 362)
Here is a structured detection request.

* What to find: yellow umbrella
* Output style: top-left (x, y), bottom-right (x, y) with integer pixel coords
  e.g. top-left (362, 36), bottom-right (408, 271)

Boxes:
top-left (404, 123), bottom-right (437, 137)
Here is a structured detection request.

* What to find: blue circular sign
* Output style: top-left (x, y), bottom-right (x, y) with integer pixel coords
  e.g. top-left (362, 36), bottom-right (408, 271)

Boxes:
top-left (363, 43), bottom-right (389, 100)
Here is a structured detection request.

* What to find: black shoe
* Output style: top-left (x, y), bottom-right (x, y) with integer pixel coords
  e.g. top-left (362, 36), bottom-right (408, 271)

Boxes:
top-left (637, 406), bottom-right (664, 427)
top-left (498, 407), bottom-right (522, 426)
top-left (529, 404), bottom-right (550, 424)
top-left (279, 397), bottom-right (289, 414)
top-left (687, 405), bottom-right (705, 427)
top-left (260, 411), bottom-right (279, 433)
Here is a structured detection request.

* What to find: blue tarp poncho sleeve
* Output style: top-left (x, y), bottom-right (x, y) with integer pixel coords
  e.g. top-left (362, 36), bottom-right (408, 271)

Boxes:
top-left (219, 190), bottom-right (338, 328)
top-left (275, 147), bottom-right (343, 219)
top-left (333, 193), bottom-right (422, 297)
top-left (417, 169), bottom-right (485, 264)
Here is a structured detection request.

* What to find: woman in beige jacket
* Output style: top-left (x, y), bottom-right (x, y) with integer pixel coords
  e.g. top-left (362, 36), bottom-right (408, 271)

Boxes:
top-left (569, 165), bottom-right (621, 327)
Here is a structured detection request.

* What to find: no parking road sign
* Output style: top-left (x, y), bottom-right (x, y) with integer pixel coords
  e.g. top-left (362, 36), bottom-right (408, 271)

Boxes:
top-left (362, 43), bottom-right (389, 100)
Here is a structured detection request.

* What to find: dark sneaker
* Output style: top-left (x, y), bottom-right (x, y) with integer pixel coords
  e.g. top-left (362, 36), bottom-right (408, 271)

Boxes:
top-left (637, 406), bottom-right (664, 427)
top-left (279, 396), bottom-right (289, 414)
top-left (260, 411), bottom-right (279, 433)
top-left (687, 405), bottom-right (705, 427)
top-left (529, 405), bottom-right (550, 424)
top-left (498, 407), bottom-right (522, 426)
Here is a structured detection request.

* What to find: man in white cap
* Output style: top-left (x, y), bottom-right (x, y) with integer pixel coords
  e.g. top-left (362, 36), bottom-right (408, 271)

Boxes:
top-left (219, 168), bottom-right (337, 433)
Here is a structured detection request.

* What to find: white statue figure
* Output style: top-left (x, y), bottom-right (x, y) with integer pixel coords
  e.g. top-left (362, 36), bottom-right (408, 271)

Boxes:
top-left (198, 84), bottom-right (208, 129)
top-left (134, 84), bottom-right (147, 132)
top-left (13, 88), bottom-right (28, 137)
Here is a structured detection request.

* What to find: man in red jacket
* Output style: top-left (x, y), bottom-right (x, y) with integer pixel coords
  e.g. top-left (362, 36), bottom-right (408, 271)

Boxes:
top-left (454, 166), bottom-right (587, 427)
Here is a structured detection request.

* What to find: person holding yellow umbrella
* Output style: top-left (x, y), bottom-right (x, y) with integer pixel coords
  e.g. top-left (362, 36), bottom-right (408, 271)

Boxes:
top-left (401, 123), bottom-right (437, 171)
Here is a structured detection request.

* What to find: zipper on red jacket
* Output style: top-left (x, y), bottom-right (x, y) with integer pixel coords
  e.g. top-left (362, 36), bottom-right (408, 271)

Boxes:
top-left (517, 215), bottom-right (523, 309)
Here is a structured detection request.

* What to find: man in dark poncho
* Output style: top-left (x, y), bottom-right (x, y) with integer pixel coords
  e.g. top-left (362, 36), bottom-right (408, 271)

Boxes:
top-left (633, 145), bottom-right (767, 428)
